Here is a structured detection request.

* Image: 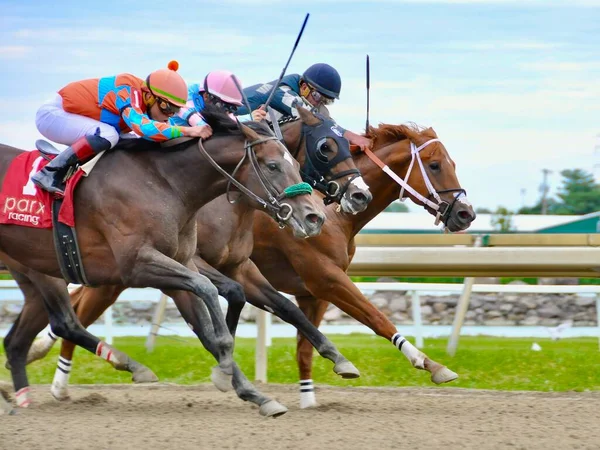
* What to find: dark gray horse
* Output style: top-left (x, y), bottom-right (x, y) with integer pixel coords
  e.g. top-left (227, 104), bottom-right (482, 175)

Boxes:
top-left (0, 106), bottom-right (325, 416)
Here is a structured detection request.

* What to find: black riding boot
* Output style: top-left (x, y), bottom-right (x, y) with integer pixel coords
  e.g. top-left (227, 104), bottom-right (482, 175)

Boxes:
top-left (32, 134), bottom-right (111, 195)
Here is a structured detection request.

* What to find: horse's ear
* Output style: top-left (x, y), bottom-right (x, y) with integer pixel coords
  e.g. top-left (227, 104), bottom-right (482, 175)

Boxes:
top-left (241, 124), bottom-right (260, 142)
top-left (296, 105), bottom-right (321, 126)
top-left (426, 127), bottom-right (438, 138)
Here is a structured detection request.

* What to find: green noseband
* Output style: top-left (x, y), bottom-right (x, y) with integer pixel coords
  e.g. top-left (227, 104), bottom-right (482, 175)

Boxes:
top-left (283, 182), bottom-right (313, 198)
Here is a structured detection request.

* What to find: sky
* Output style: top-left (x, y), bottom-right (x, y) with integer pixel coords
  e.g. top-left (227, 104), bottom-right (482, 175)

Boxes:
top-left (0, 0), bottom-right (599, 213)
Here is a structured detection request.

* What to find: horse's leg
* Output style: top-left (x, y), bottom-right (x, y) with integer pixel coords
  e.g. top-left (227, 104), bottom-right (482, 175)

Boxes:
top-left (4, 273), bottom-right (50, 370)
top-left (232, 259), bottom-right (359, 380)
top-left (26, 286), bottom-right (94, 366)
top-left (193, 255), bottom-right (246, 338)
top-left (295, 294), bottom-right (330, 409)
top-left (119, 249), bottom-right (235, 377)
top-left (50, 285), bottom-right (158, 401)
top-left (26, 324), bottom-right (57, 365)
top-left (116, 249), bottom-right (285, 416)
top-left (3, 268), bottom-right (52, 407)
top-left (165, 289), bottom-right (287, 417)
top-left (303, 266), bottom-right (457, 384)
top-left (13, 271), bottom-right (144, 406)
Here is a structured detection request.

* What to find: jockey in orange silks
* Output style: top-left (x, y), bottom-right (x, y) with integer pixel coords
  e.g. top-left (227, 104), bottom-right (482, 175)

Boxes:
top-left (33, 61), bottom-right (208, 195)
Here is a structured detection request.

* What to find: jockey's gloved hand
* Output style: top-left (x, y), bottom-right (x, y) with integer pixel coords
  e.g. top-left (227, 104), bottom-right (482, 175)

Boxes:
top-left (251, 106), bottom-right (267, 122)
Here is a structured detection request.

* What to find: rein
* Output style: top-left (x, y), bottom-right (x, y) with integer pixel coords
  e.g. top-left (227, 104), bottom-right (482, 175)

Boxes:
top-left (355, 139), bottom-right (466, 226)
top-left (197, 135), bottom-right (312, 227)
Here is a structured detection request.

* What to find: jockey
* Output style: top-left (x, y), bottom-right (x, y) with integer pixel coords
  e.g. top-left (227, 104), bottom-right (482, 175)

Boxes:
top-left (33, 61), bottom-right (208, 195)
top-left (235, 63), bottom-right (371, 150)
top-left (170, 70), bottom-right (267, 130)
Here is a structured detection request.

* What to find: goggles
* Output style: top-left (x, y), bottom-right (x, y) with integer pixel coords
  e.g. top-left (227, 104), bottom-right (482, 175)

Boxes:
top-left (156, 97), bottom-right (180, 117)
top-left (206, 93), bottom-right (239, 113)
top-left (309, 85), bottom-right (334, 106)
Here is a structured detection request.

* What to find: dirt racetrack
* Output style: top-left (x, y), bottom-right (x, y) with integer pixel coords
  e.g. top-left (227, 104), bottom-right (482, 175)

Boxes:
top-left (0, 383), bottom-right (598, 450)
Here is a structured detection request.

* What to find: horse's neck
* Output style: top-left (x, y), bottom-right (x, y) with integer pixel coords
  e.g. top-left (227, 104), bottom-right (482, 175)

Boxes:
top-left (148, 137), bottom-right (246, 216)
top-left (282, 120), bottom-right (303, 157)
top-left (345, 140), bottom-right (412, 238)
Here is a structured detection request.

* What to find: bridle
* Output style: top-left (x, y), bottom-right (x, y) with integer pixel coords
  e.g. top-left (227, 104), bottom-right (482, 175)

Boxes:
top-left (359, 138), bottom-right (466, 226)
top-left (285, 115), bottom-right (362, 205)
top-left (198, 134), bottom-right (312, 228)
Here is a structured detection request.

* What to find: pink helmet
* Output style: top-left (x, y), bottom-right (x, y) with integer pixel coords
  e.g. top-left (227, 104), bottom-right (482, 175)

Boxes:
top-left (201, 70), bottom-right (244, 106)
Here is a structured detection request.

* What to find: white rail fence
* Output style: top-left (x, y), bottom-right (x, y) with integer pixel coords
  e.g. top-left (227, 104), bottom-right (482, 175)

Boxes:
top-left (0, 280), bottom-right (598, 382)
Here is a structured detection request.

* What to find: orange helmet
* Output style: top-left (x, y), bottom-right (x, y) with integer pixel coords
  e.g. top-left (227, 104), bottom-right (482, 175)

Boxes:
top-left (145, 60), bottom-right (188, 107)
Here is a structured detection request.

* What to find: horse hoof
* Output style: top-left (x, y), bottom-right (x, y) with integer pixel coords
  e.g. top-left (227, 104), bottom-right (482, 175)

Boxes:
top-left (259, 400), bottom-right (288, 418)
top-left (0, 391), bottom-right (14, 415)
top-left (50, 385), bottom-right (70, 402)
top-left (132, 368), bottom-right (159, 384)
top-left (431, 366), bottom-right (458, 384)
top-left (299, 397), bottom-right (318, 409)
top-left (210, 366), bottom-right (234, 392)
top-left (1, 405), bottom-right (15, 415)
top-left (333, 360), bottom-right (361, 379)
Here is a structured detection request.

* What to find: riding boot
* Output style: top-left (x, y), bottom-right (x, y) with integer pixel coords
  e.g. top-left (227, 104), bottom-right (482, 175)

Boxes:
top-left (32, 134), bottom-right (111, 195)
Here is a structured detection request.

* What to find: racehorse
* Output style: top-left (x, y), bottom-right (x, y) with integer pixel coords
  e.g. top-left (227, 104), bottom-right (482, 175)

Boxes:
top-left (9, 106), bottom-right (372, 401)
top-left (247, 121), bottom-right (476, 407)
top-left (0, 105), bottom-right (325, 416)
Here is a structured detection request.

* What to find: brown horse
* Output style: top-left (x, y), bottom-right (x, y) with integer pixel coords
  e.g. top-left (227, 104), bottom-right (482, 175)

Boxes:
top-left (0, 106), bottom-right (326, 416)
top-left (248, 122), bottom-right (476, 407)
top-left (18, 107), bottom-right (373, 400)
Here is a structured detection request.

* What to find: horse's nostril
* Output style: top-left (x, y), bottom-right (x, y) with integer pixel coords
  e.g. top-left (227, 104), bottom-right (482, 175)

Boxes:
top-left (352, 192), bottom-right (368, 204)
top-left (306, 213), bottom-right (324, 227)
top-left (458, 210), bottom-right (474, 222)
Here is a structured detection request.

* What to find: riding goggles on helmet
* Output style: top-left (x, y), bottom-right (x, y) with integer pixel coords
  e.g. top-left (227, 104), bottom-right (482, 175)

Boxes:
top-left (309, 86), bottom-right (334, 106)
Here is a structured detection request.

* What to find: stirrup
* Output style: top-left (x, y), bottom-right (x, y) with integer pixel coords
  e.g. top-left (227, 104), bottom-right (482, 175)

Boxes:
top-left (32, 173), bottom-right (65, 196)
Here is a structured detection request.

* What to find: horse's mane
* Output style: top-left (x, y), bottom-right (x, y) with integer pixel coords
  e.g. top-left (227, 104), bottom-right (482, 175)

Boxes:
top-left (201, 104), bottom-right (273, 138)
top-left (365, 122), bottom-right (438, 149)
top-left (200, 104), bottom-right (241, 135)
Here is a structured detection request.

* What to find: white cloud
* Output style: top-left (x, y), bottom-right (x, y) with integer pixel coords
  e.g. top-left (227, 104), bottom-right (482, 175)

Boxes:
top-left (521, 61), bottom-right (600, 72)
top-left (442, 40), bottom-right (564, 51)
top-left (0, 121), bottom-right (46, 151)
top-left (0, 45), bottom-right (32, 58)
top-left (12, 27), bottom-right (261, 53)
top-left (426, 89), bottom-right (600, 119)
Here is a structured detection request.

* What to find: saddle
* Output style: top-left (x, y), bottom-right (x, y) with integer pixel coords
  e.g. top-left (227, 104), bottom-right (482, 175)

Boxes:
top-left (35, 140), bottom-right (61, 160)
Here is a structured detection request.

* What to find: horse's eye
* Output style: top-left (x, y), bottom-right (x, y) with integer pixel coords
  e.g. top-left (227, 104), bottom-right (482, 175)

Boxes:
top-left (267, 162), bottom-right (278, 171)
top-left (319, 142), bottom-right (331, 153)
top-left (429, 162), bottom-right (440, 171)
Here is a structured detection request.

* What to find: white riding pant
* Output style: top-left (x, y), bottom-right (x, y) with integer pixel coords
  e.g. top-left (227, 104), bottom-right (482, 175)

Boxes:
top-left (35, 94), bottom-right (120, 148)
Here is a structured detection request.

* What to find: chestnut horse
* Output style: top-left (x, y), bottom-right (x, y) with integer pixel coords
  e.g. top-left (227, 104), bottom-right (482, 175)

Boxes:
top-left (0, 106), bottom-right (326, 416)
top-left (249, 122), bottom-right (476, 407)
top-left (12, 107), bottom-right (372, 400)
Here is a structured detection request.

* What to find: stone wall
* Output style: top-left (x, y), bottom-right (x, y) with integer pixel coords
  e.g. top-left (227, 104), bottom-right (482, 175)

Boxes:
top-left (1, 283), bottom-right (597, 328)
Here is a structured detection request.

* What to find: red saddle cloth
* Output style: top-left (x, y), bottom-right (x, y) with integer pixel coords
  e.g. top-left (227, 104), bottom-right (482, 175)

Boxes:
top-left (0, 150), bottom-right (85, 229)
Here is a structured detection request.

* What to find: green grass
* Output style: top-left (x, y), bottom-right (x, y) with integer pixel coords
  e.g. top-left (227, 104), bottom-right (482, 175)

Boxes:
top-left (1, 335), bottom-right (599, 391)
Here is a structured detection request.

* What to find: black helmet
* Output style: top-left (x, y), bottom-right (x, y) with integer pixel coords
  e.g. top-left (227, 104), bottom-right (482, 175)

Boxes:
top-left (302, 63), bottom-right (341, 99)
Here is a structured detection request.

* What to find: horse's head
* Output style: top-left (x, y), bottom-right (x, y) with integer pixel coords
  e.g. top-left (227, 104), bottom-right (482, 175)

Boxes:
top-left (366, 124), bottom-right (475, 232)
top-left (282, 106), bottom-right (372, 215)
top-left (228, 118), bottom-right (326, 238)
